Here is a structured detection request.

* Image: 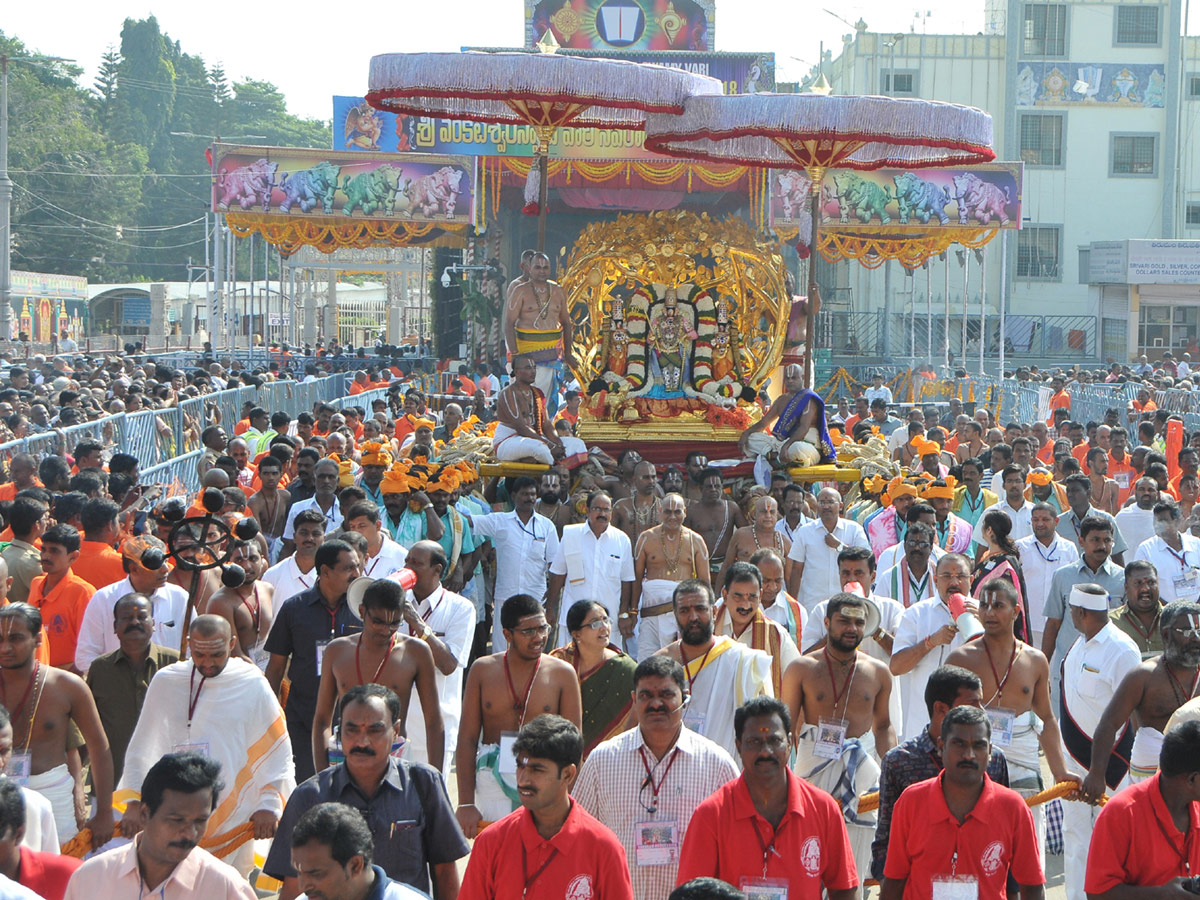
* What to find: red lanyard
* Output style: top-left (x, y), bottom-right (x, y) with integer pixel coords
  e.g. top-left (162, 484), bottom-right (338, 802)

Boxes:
top-left (1123, 609), bottom-right (1161, 648)
top-left (413, 589), bottom-right (443, 628)
top-left (188, 666), bottom-right (207, 728)
top-left (823, 648), bottom-right (857, 716)
top-left (239, 584), bottom-right (261, 634)
top-left (1165, 542), bottom-right (1192, 570)
top-left (683, 644), bottom-right (714, 693)
top-left (901, 559), bottom-right (930, 609)
top-left (637, 746), bottom-right (680, 812)
top-left (355, 634), bottom-right (396, 686)
top-left (1166, 663), bottom-right (1200, 707)
top-left (983, 640), bottom-right (1020, 705)
top-left (1, 661), bottom-right (38, 726)
top-left (505, 652), bottom-right (541, 727)
top-left (750, 818), bottom-right (782, 877)
top-left (521, 844), bottom-right (559, 898)
top-left (323, 600), bottom-right (342, 637)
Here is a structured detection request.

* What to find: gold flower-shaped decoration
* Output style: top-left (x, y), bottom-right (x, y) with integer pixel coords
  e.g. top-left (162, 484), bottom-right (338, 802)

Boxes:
top-left (660, 243), bottom-right (675, 257)
top-left (644, 243), bottom-right (658, 257)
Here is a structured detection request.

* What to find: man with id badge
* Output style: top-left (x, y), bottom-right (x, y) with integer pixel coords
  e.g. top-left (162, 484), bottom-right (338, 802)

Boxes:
top-left (117, 615), bottom-right (294, 876)
top-left (459, 715), bottom-right (633, 900)
top-left (574, 656), bottom-right (738, 900)
top-left (881, 706), bottom-right (1044, 900)
top-left (946, 578), bottom-right (1083, 854)
top-left (788, 592), bottom-right (896, 885)
top-left (1132, 503), bottom-right (1200, 603)
top-left (677, 696), bottom-right (859, 900)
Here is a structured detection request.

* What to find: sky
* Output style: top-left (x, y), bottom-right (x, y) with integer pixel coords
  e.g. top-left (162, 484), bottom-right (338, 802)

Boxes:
top-left (3, 1), bottom-right (994, 122)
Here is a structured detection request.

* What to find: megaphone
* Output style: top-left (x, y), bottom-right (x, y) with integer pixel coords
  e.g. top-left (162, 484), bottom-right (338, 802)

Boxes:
top-left (948, 592), bottom-right (984, 641)
top-left (347, 569), bottom-right (418, 621)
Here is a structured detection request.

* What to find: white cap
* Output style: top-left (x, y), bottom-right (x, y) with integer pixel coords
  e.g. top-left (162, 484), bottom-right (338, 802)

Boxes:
top-left (1068, 584), bottom-right (1109, 612)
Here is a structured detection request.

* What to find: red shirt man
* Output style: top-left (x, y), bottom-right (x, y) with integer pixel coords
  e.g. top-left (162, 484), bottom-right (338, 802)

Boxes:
top-left (882, 708), bottom-right (1044, 900)
top-left (13, 845), bottom-right (82, 900)
top-left (1086, 771), bottom-right (1200, 896)
top-left (676, 698), bottom-right (859, 900)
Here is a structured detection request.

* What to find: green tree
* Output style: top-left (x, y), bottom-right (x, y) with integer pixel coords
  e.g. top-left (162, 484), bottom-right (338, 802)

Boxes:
top-left (93, 46), bottom-right (120, 127)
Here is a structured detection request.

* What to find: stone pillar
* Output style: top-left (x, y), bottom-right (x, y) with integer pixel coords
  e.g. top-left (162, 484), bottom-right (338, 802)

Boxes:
top-left (302, 275), bottom-right (319, 345)
top-left (323, 277), bottom-right (338, 343)
top-left (149, 283), bottom-right (167, 350)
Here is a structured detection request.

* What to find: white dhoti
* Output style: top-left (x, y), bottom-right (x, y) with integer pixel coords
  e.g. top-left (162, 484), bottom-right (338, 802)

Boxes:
top-left (746, 429), bottom-right (821, 466)
top-left (28, 764), bottom-right (78, 842)
top-left (1062, 799), bottom-right (1101, 900)
top-left (1001, 711), bottom-right (1046, 864)
top-left (793, 724), bottom-right (880, 886)
top-left (475, 743), bottom-right (520, 823)
top-left (1123, 726), bottom-right (1164, 787)
top-left (637, 579), bottom-right (679, 660)
top-left (492, 424), bottom-right (554, 465)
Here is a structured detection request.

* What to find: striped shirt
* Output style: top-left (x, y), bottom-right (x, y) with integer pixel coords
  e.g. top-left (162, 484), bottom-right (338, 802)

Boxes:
top-left (573, 726), bottom-right (738, 900)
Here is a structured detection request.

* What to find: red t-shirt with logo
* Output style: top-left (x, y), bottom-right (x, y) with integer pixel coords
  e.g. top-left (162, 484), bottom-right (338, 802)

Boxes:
top-left (676, 770), bottom-right (858, 899)
top-left (884, 773), bottom-right (1044, 900)
top-left (459, 799), bottom-right (633, 900)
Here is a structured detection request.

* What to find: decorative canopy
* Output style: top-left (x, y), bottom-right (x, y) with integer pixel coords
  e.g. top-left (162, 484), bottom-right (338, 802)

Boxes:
top-left (643, 93), bottom-right (995, 173)
top-left (367, 51), bottom-right (723, 135)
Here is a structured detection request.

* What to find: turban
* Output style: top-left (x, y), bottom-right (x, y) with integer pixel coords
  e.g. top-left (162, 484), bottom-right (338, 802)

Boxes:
top-left (453, 416), bottom-right (481, 439)
top-left (1026, 469), bottom-right (1053, 487)
top-left (413, 418), bottom-right (436, 431)
top-left (882, 477), bottom-right (920, 507)
top-left (862, 474), bottom-right (887, 495)
top-left (920, 476), bottom-right (958, 500)
top-left (1068, 584), bottom-right (1109, 611)
top-left (454, 461), bottom-right (479, 484)
top-left (381, 465), bottom-right (411, 495)
top-left (361, 441), bottom-right (392, 468)
top-left (328, 453), bottom-right (355, 488)
top-left (430, 465), bottom-right (462, 494)
top-left (913, 438), bottom-right (941, 458)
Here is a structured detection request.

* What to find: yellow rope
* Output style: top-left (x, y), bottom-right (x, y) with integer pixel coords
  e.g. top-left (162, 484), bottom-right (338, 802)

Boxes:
top-left (856, 780), bottom-right (1103, 816)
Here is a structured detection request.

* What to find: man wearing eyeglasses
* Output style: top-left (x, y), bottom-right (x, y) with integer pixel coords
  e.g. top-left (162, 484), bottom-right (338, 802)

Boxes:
top-left (676, 696), bottom-right (860, 900)
top-left (574, 656), bottom-right (738, 900)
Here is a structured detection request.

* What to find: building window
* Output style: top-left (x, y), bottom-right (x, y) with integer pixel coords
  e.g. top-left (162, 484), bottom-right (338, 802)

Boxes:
top-left (1111, 134), bottom-right (1157, 176)
top-left (1019, 113), bottom-right (1064, 166)
top-left (1188, 73), bottom-right (1200, 98)
top-left (1023, 4), bottom-right (1068, 56)
top-left (1187, 202), bottom-right (1200, 227)
top-left (1017, 226), bottom-right (1062, 281)
top-left (880, 70), bottom-right (917, 95)
top-left (1115, 5), bottom-right (1160, 45)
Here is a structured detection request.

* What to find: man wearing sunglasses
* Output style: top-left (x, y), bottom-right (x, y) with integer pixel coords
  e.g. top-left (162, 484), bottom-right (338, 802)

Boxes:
top-left (1081, 600), bottom-right (1200, 799)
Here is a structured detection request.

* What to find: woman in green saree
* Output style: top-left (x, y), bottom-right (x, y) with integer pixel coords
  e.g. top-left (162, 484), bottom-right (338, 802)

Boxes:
top-left (550, 600), bottom-right (637, 757)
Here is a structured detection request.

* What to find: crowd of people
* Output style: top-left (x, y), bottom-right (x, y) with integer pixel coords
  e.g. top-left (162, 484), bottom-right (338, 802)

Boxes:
top-left (0, 302), bottom-right (1196, 900)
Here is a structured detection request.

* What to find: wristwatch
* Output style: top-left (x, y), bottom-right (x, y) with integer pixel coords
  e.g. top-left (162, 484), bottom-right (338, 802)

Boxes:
top-left (419, 625), bottom-right (434, 641)
top-left (619, 611), bottom-right (634, 620)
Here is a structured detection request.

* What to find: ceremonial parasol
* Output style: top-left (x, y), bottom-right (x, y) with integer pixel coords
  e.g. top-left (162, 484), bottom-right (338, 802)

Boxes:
top-left (366, 50), bottom-right (723, 250)
top-left (644, 93), bottom-right (995, 386)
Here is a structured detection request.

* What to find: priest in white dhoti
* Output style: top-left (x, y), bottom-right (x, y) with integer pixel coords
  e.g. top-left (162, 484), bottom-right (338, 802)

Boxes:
top-left (115, 615), bottom-right (294, 875)
top-left (492, 354), bottom-right (561, 465)
top-left (659, 580), bottom-right (773, 762)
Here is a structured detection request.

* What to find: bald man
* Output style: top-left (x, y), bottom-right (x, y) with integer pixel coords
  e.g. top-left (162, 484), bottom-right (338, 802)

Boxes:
top-left (738, 363), bottom-right (833, 466)
top-left (716, 495), bottom-right (792, 589)
top-left (116, 615), bottom-right (295, 875)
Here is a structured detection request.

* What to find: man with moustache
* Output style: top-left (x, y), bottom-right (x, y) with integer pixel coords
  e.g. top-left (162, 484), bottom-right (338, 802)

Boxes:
top-left (880, 706), bottom-right (1045, 900)
top-left (787, 592), bottom-right (895, 883)
top-left (1017, 502), bottom-right (1080, 650)
top-left (261, 510), bottom-right (325, 609)
top-left (712, 562), bottom-right (801, 699)
top-left (1082, 600), bottom-right (1200, 792)
top-left (266, 684), bottom-right (468, 900)
top-left (946, 578), bottom-right (1081, 844)
top-left (547, 491), bottom-right (634, 648)
top-left (117, 616), bottom-right (293, 875)
top-left (1133, 502), bottom-right (1200, 603)
top-left (654, 580), bottom-right (773, 761)
top-left (455, 594), bottom-right (582, 839)
top-left (676, 697), bottom-right (860, 899)
top-left (203, 539), bottom-right (275, 668)
top-left (85, 594), bottom-right (179, 782)
top-left (574, 656), bottom-right (738, 900)
top-left (749, 547), bottom-right (807, 648)
top-left (1110, 560), bottom-right (1165, 658)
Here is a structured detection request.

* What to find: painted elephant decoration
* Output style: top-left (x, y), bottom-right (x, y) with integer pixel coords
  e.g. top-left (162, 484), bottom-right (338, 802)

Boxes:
top-left (892, 172), bottom-right (951, 225)
top-left (215, 159), bottom-right (278, 212)
top-left (277, 161), bottom-right (342, 214)
top-left (774, 171), bottom-right (810, 221)
top-left (833, 173), bottom-right (893, 225)
top-left (341, 166), bottom-right (401, 216)
top-left (952, 173), bottom-right (1011, 226)
top-left (405, 166), bottom-right (465, 218)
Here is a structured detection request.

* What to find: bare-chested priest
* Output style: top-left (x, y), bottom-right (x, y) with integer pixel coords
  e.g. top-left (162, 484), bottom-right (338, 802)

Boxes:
top-left (786, 591), bottom-right (895, 883)
top-left (0, 602), bottom-right (114, 844)
top-left (454, 593), bottom-right (581, 837)
top-left (625, 493), bottom-right (711, 660)
top-left (311, 578), bottom-right (444, 774)
top-left (686, 468), bottom-right (747, 584)
top-left (504, 252), bottom-right (573, 416)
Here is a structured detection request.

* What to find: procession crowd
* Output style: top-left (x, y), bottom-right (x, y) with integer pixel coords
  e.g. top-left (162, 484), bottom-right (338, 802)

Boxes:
top-left (0, 265), bottom-right (1196, 900)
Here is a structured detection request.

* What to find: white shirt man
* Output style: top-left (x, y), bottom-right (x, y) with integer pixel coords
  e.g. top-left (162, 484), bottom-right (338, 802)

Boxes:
top-left (361, 534), bottom-right (409, 580)
top-left (262, 555), bottom-right (318, 607)
top-left (787, 512), bottom-right (870, 610)
top-left (402, 583), bottom-right (475, 774)
top-left (973, 497), bottom-right (1035, 544)
top-left (1115, 505), bottom-right (1156, 555)
top-left (1016, 530), bottom-right (1080, 645)
top-left (471, 506), bottom-right (559, 652)
top-left (548, 521), bottom-right (634, 643)
top-left (1060, 586), bottom-right (1142, 900)
top-left (875, 541), bottom-right (946, 578)
top-left (892, 584), bottom-right (971, 742)
top-left (1132, 530), bottom-right (1200, 603)
top-left (282, 497), bottom-right (343, 538)
top-left (74, 577), bottom-right (188, 675)
top-left (864, 383), bottom-right (894, 405)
